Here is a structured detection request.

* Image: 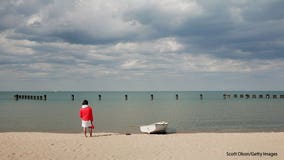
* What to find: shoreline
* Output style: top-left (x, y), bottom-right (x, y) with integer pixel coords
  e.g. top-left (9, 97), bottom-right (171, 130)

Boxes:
top-left (2, 129), bottom-right (284, 134)
top-left (1, 132), bottom-right (283, 160)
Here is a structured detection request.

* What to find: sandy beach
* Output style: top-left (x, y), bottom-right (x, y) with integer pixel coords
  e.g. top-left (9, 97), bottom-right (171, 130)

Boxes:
top-left (0, 132), bottom-right (283, 160)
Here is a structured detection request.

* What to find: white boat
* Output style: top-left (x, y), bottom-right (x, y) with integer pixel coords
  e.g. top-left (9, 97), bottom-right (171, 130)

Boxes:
top-left (140, 121), bottom-right (168, 134)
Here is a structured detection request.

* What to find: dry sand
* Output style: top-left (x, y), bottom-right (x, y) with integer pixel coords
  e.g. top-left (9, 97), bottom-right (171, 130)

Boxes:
top-left (0, 132), bottom-right (283, 160)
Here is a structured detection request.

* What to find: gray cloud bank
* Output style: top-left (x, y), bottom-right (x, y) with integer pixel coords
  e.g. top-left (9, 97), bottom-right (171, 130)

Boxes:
top-left (1, 0), bottom-right (284, 90)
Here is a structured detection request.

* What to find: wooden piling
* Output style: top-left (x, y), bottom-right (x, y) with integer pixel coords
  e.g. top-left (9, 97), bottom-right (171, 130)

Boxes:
top-left (245, 94), bottom-right (250, 99)
top-left (14, 94), bottom-right (19, 101)
top-left (99, 94), bottom-right (102, 101)
top-left (151, 94), bottom-right (154, 101)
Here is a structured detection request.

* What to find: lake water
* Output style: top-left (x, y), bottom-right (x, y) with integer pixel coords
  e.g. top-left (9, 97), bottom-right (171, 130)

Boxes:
top-left (0, 91), bottom-right (284, 133)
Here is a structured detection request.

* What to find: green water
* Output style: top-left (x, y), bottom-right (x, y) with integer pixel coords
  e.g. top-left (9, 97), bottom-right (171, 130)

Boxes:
top-left (0, 91), bottom-right (284, 133)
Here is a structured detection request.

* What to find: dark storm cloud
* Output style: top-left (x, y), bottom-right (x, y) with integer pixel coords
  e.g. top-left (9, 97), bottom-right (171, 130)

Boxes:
top-left (0, 0), bottom-right (51, 30)
top-left (241, 0), bottom-right (284, 22)
top-left (52, 30), bottom-right (132, 45)
top-left (173, 0), bottom-right (284, 60)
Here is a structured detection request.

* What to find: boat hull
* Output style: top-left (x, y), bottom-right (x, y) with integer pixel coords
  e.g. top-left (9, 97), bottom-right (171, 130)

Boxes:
top-left (140, 121), bottom-right (168, 134)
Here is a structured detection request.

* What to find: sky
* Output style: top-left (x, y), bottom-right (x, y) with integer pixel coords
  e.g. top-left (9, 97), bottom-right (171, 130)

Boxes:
top-left (0, 0), bottom-right (284, 91)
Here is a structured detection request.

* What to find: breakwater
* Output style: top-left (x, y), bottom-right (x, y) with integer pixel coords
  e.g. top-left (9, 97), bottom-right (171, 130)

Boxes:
top-left (14, 94), bottom-right (47, 101)
top-left (223, 94), bottom-right (284, 99)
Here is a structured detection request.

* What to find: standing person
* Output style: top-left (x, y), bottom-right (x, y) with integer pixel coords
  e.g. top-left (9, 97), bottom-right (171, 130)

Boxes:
top-left (79, 100), bottom-right (94, 137)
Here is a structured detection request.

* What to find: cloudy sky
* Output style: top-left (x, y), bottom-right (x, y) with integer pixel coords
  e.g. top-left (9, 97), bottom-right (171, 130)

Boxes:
top-left (1, 0), bottom-right (284, 91)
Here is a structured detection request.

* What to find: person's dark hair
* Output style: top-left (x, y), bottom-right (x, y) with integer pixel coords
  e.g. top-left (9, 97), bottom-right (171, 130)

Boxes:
top-left (82, 100), bottom-right (88, 105)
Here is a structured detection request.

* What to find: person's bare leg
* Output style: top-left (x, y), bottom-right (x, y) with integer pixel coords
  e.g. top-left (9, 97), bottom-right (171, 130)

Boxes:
top-left (83, 128), bottom-right (87, 137)
top-left (89, 128), bottom-right (92, 137)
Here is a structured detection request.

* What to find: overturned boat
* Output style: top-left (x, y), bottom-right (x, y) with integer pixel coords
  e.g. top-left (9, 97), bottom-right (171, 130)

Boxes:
top-left (140, 121), bottom-right (168, 134)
